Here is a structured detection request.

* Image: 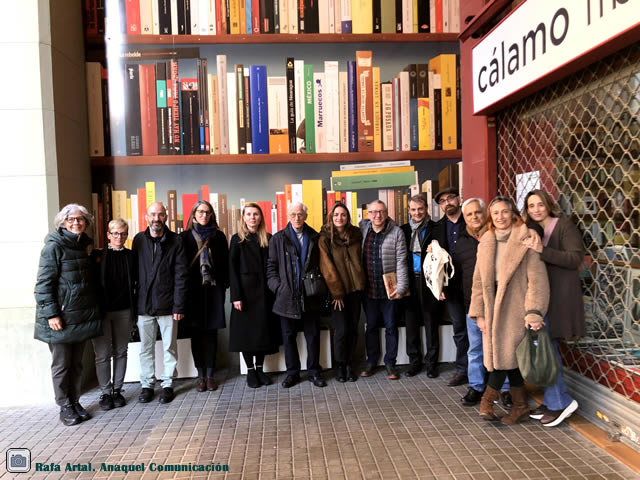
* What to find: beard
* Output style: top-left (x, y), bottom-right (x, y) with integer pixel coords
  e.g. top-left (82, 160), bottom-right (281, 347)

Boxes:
top-left (150, 221), bottom-right (164, 234)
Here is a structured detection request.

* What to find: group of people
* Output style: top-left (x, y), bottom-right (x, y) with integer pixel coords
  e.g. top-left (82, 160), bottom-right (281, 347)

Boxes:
top-left (34, 186), bottom-right (585, 429)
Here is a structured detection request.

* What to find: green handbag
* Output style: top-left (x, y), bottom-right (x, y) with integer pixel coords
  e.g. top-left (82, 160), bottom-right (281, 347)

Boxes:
top-left (516, 328), bottom-right (560, 387)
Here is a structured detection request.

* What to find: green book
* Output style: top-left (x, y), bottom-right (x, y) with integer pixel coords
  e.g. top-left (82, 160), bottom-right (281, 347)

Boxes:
top-left (381, 0), bottom-right (395, 33)
top-left (304, 64), bottom-right (315, 153)
top-left (331, 171), bottom-right (417, 190)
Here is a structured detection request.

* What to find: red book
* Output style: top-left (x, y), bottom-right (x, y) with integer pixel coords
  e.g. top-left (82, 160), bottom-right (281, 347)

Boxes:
top-left (434, 0), bottom-right (443, 33)
top-left (84, 0), bottom-right (98, 35)
top-left (275, 192), bottom-right (286, 232)
top-left (139, 65), bottom-right (158, 156)
top-left (182, 194), bottom-right (199, 229)
top-left (326, 191), bottom-right (336, 213)
top-left (169, 60), bottom-right (180, 154)
top-left (201, 185), bottom-right (210, 201)
top-left (137, 187), bottom-right (146, 232)
top-left (125, 0), bottom-right (141, 33)
top-left (341, 192), bottom-right (347, 204)
top-left (257, 201), bottom-right (273, 234)
top-left (252, 0), bottom-right (260, 33)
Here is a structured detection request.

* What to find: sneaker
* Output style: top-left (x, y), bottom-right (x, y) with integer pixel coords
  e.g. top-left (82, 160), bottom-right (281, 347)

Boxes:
top-left (60, 405), bottom-right (81, 426)
top-left (112, 390), bottom-right (126, 408)
top-left (360, 364), bottom-right (376, 377)
top-left (98, 393), bottom-right (114, 411)
top-left (499, 391), bottom-right (513, 409)
top-left (158, 387), bottom-right (175, 404)
top-left (386, 365), bottom-right (400, 380)
top-left (541, 400), bottom-right (578, 427)
top-left (530, 404), bottom-right (548, 420)
top-left (461, 387), bottom-right (484, 406)
top-left (73, 402), bottom-right (91, 421)
top-left (138, 388), bottom-right (154, 403)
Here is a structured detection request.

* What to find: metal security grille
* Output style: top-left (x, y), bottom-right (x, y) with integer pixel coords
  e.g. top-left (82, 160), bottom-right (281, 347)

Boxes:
top-left (496, 43), bottom-right (640, 402)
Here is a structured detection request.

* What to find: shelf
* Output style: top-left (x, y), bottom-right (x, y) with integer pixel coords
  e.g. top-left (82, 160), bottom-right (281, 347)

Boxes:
top-left (87, 33), bottom-right (460, 47)
top-left (91, 150), bottom-right (462, 167)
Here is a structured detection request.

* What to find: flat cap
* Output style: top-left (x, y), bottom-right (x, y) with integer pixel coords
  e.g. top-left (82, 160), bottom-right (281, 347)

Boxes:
top-left (434, 187), bottom-right (459, 203)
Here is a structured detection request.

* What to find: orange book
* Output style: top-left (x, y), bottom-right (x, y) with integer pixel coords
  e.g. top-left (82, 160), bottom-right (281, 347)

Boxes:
top-left (257, 201), bottom-right (273, 233)
top-left (275, 192), bottom-right (287, 232)
top-left (201, 185), bottom-right (210, 201)
top-left (356, 51), bottom-right (374, 152)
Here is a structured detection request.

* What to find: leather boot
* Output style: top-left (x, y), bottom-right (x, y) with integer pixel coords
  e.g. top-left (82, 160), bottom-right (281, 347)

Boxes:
top-left (501, 387), bottom-right (530, 425)
top-left (479, 386), bottom-right (500, 421)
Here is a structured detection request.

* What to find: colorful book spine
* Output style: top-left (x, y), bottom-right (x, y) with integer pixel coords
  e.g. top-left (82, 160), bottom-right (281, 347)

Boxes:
top-left (324, 60), bottom-right (340, 153)
top-left (286, 58), bottom-right (297, 153)
top-left (267, 76), bottom-right (288, 153)
top-left (372, 66), bottom-right (381, 153)
top-left (304, 64), bottom-right (315, 153)
top-left (331, 171), bottom-right (418, 190)
top-left (249, 65), bottom-right (269, 154)
top-left (124, 64), bottom-right (142, 155)
top-left (313, 72), bottom-right (326, 153)
top-left (347, 60), bottom-right (357, 152)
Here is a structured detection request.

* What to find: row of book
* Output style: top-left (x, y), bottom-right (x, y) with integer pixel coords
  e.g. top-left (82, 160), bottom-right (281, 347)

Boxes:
top-left (86, 52), bottom-right (460, 157)
top-left (85, 0), bottom-right (461, 36)
top-left (91, 160), bottom-right (462, 248)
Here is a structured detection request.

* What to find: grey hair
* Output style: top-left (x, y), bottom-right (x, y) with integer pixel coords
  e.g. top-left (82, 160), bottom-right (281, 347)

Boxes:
top-left (54, 203), bottom-right (94, 230)
top-left (287, 202), bottom-right (308, 214)
top-left (368, 199), bottom-right (387, 210)
top-left (462, 198), bottom-right (487, 213)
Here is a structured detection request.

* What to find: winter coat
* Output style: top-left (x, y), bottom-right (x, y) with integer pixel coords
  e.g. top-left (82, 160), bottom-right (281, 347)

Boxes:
top-left (318, 224), bottom-right (365, 300)
top-left (267, 223), bottom-right (324, 318)
top-left (229, 233), bottom-right (280, 353)
top-left (132, 228), bottom-right (188, 317)
top-left (401, 220), bottom-right (445, 304)
top-left (453, 228), bottom-right (481, 311)
top-left (90, 247), bottom-right (136, 316)
top-left (539, 216), bottom-right (587, 340)
top-left (34, 229), bottom-right (102, 344)
top-left (435, 215), bottom-right (465, 303)
top-left (360, 219), bottom-right (409, 296)
top-left (468, 223), bottom-right (550, 371)
top-left (180, 228), bottom-right (229, 331)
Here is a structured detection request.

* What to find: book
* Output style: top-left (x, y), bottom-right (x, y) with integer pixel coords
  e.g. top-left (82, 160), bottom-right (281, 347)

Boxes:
top-left (373, 66), bottom-right (381, 153)
top-left (356, 51), bottom-right (373, 152)
top-left (340, 159), bottom-right (410, 170)
top-left (124, 64), bottom-right (142, 155)
top-left (303, 64), bottom-right (315, 153)
top-left (302, 179), bottom-right (323, 231)
top-left (347, 60), bottom-right (357, 152)
top-left (267, 76), bottom-right (288, 153)
top-left (381, 81), bottom-right (393, 151)
top-left (380, 0), bottom-right (395, 32)
top-left (216, 55), bottom-right (230, 154)
top-left (331, 170), bottom-right (418, 190)
top-left (313, 72), bottom-right (326, 153)
top-left (235, 64), bottom-right (247, 154)
top-left (294, 60), bottom-right (305, 153)
top-left (417, 0), bottom-right (429, 31)
top-left (338, 71), bottom-right (348, 152)
top-left (429, 54), bottom-right (457, 149)
top-left (155, 62), bottom-right (170, 155)
top-left (260, 0), bottom-right (274, 32)
top-left (381, 272), bottom-right (408, 298)
top-left (324, 61), bottom-right (340, 153)
top-left (180, 78), bottom-right (199, 154)
top-left (286, 58), bottom-right (296, 153)
top-left (86, 62), bottom-right (105, 156)
top-left (404, 64), bottom-right (418, 151)
top-left (332, 165), bottom-right (413, 177)
top-left (249, 65), bottom-right (269, 153)
top-left (340, 0), bottom-right (352, 32)
top-left (398, 70), bottom-right (410, 151)
top-left (227, 71), bottom-right (238, 154)
top-left (351, 0), bottom-right (372, 33)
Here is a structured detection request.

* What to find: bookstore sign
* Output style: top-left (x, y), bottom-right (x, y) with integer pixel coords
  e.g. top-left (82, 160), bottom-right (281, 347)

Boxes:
top-left (472, 0), bottom-right (638, 114)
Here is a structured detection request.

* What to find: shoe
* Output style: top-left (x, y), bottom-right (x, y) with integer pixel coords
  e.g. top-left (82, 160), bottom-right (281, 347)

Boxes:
top-left (404, 365), bottom-right (422, 377)
top-left (309, 374), bottom-right (327, 388)
top-left (479, 386), bottom-right (500, 421)
top-left (60, 405), bottom-right (81, 426)
top-left (112, 390), bottom-right (126, 408)
top-left (98, 394), bottom-right (114, 411)
top-left (158, 387), bottom-right (174, 404)
top-left (346, 365), bottom-right (358, 382)
top-left (500, 391), bottom-right (513, 409)
top-left (138, 388), bottom-right (154, 403)
top-left (282, 374), bottom-right (300, 388)
top-left (501, 387), bottom-right (530, 425)
top-left (461, 387), bottom-right (484, 407)
top-left (255, 367), bottom-right (272, 386)
top-left (530, 404), bottom-right (548, 420)
top-left (541, 400), bottom-right (578, 427)
top-left (195, 377), bottom-right (207, 392)
top-left (206, 377), bottom-right (218, 391)
top-left (426, 366), bottom-right (439, 378)
top-left (447, 373), bottom-right (468, 386)
top-left (336, 364), bottom-right (347, 383)
top-left (360, 364), bottom-right (376, 377)
top-left (386, 365), bottom-right (400, 380)
top-left (247, 369), bottom-right (260, 388)
top-left (73, 402), bottom-right (91, 421)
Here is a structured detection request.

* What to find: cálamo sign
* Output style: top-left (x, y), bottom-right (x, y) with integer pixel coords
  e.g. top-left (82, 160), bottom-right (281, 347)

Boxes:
top-left (472, 0), bottom-right (639, 114)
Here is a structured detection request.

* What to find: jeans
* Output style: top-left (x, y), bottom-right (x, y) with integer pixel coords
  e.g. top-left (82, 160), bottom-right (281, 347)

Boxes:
top-left (137, 314), bottom-right (177, 388)
top-left (447, 300), bottom-right (468, 375)
top-left (280, 312), bottom-right (321, 376)
top-left (92, 309), bottom-right (132, 394)
top-left (542, 325), bottom-right (574, 410)
top-left (363, 297), bottom-right (400, 366)
top-left (466, 315), bottom-right (509, 392)
top-left (49, 342), bottom-right (86, 406)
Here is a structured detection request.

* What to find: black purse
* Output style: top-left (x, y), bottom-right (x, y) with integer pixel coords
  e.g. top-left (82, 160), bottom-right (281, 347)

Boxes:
top-left (303, 270), bottom-right (328, 297)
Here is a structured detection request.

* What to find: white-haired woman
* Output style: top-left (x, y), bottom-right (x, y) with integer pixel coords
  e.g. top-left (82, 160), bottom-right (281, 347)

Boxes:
top-left (34, 204), bottom-right (102, 426)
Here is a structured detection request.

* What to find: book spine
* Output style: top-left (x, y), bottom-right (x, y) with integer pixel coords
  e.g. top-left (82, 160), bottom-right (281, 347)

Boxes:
top-left (169, 59), bottom-right (181, 154)
top-left (286, 58), bottom-right (296, 153)
top-left (298, 0), bottom-right (305, 32)
top-left (338, 71), bottom-right (348, 152)
top-left (229, 0), bottom-right (240, 32)
top-left (313, 72), bottom-right (326, 153)
top-left (140, 0), bottom-right (153, 33)
top-left (399, 71), bottom-right (410, 151)
top-left (124, 64), bottom-right (142, 155)
top-left (304, 64), bottom-right (315, 153)
top-left (208, 0), bottom-right (217, 33)
top-left (417, 0), bottom-right (429, 31)
top-left (177, 0), bottom-right (187, 33)
top-left (209, 75), bottom-right (220, 153)
top-left (244, 67), bottom-right (252, 153)
top-left (395, 0), bottom-right (402, 32)
top-left (372, 0), bottom-right (381, 33)
top-left (260, 0), bottom-right (274, 32)
top-left (433, 73), bottom-right (442, 150)
top-left (278, 0), bottom-right (288, 32)
top-left (227, 72), bottom-right (238, 154)
top-left (356, 51), bottom-right (373, 152)
top-left (180, 78), bottom-right (199, 154)
top-left (196, 58), bottom-right (205, 152)
top-left (346, 60), bottom-right (357, 152)
top-left (235, 64), bottom-right (246, 154)
top-left (318, 0), bottom-right (328, 33)
top-left (86, 62), bottom-right (105, 156)
top-left (334, 0), bottom-right (341, 33)
top-left (405, 64), bottom-right (418, 151)
top-left (372, 66), bottom-right (381, 153)
top-left (155, 62), bottom-right (170, 155)
top-left (100, 67), bottom-right (111, 156)
top-left (352, 0), bottom-right (372, 33)
top-left (303, 0), bottom-right (318, 32)
top-left (380, 0), bottom-right (394, 32)
top-left (267, 76), bottom-right (288, 153)
top-left (252, 0), bottom-right (260, 32)
top-left (202, 59), bottom-right (210, 152)
top-left (392, 76), bottom-right (400, 151)
top-left (402, 0), bottom-right (412, 33)
top-left (294, 59), bottom-right (305, 153)
top-left (381, 82), bottom-right (393, 151)
top-left (249, 65), bottom-right (269, 154)
top-left (340, 0), bottom-right (351, 32)
top-left (126, 0), bottom-right (141, 33)
top-left (159, 0), bottom-right (172, 32)
top-left (216, 55), bottom-right (229, 153)
top-left (273, 0), bottom-right (280, 32)
top-left (327, 0), bottom-right (335, 32)
top-left (324, 60), bottom-right (340, 153)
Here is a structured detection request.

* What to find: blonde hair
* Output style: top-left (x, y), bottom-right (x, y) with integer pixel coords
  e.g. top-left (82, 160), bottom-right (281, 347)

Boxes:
top-left (239, 203), bottom-right (269, 247)
top-left (108, 218), bottom-right (128, 233)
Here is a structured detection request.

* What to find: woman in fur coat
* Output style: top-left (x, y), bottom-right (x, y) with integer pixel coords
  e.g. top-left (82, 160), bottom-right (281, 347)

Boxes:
top-left (468, 196), bottom-right (549, 425)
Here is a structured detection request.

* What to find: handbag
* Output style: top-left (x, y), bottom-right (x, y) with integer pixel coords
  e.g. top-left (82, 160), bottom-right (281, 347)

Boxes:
top-left (516, 328), bottom-right (560, 387)
top-left (303, 270), bottom-right (328, 297)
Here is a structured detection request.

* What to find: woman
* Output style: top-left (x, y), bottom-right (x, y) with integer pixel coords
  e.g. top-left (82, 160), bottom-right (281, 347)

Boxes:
top-left (90, 218), bottom-right (135, 411)
top-left (229, 203), bottom-right (280, 388)
top-left (468, 196), bottom-right (549, 425)
top-left (34, 204), bottom-right (102, 426)
top-left (181, 200), bottom-right (229, 392)
top-left (318, 202), bottom-right (365, 382)
top-left (522, 189), bottom-right (585, 427)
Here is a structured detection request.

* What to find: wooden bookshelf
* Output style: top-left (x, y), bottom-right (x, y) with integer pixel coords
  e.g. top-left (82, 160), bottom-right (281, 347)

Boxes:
top-left (87, 33), bottom-right (459, 47)
top-left (91, 150), bottom-right (462, 167)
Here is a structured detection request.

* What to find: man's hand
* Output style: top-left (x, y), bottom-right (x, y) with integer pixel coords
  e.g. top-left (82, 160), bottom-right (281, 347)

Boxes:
top-left (173, 313), bottom-right (184, 321)
top-left (233, 301), bottom-right (243, 311)
top-left (48, 316), bottom-right (63, 331)
top-left (439, 292), bottom-right (446, 301)
top-left (389, 289), bottom-right (402, 300)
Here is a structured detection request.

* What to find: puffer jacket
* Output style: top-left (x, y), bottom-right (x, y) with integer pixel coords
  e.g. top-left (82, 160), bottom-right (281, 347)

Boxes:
top-left (34, 228), bottom-right (102, 344)
top-left (318, 224), bottom-right (365, 300)
top-left (359, 218), bottom-right (409, 296)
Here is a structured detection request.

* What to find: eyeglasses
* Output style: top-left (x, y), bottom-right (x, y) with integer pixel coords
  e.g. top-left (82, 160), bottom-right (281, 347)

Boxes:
top-left (368, 210), bottom-right (386, 216)
top-left (65, 216), bottom-right (86, 224)
top-left (438, 195), bottom-right (458, 205)
top-left (109, 231), bottom-right (127, 237)
top-left (288, 213), bottom-right (306, 219)
top-left (195, 209), bottom-right (212, 216)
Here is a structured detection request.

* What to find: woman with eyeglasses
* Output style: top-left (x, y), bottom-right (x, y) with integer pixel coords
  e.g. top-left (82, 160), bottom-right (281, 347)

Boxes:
top-left (89, 218), bottom-right (136, 411)
top-left (522, 189), bottom-right (585, 427)
top-left (34, 204), bottom-right (102, 426)
top-left (468, 196), bottom-right (549, 425)
top-left (229, 203), bottom-right (280, 388)
top-left (180, 200), bottom-right (229, 392)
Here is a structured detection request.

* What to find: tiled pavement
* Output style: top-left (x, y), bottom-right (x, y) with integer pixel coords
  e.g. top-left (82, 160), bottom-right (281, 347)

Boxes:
top-left (1, 364), bottom-right (638, 480)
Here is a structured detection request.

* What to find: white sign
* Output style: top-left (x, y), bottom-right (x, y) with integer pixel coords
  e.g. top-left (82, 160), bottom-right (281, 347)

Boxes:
top-left (515, 171), bottom-right (540, 212)
top-left (472, 0), bottom-right (639, 114)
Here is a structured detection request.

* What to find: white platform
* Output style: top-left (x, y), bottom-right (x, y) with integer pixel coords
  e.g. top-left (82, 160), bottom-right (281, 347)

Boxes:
top-left (239, 330), bottom-right (332, 374)
top-left (124, 338), bottom-right (198, 382)
top-left (376, 325), bottom-right (456, 366)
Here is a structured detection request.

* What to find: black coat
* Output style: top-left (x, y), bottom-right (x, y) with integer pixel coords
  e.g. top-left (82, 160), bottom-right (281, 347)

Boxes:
top-left (132, 228), bottom-right (188, 316)
top-left (34, 229), bottom-right (102, 344)
top-left (452, 227), bottom-right (480, 311)
top-left (180, 228), bottom-right (229, 331)
top-left (267, 223), bottom-right (324, 318)
top-left (90, 247), bottom-right (136, 316)
top-left (436, 215), bottom-right (466, 303)
top-left (229, 233), bottom-right (280, 353)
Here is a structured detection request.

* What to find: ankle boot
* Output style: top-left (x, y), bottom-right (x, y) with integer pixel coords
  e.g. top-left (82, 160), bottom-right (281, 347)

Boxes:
top-left (501, 387), bottom-right (530, 425)
top-left (479, 386), bottom-right (500, 421)
top-left (255, 366), bottom-right (272, 385)
top-left (247, 369), bottom-right (260, 388)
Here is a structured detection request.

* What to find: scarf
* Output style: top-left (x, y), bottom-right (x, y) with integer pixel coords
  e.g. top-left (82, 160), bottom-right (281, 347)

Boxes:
top-left (192, 224), bottom-right (216, 286)
top-left (288, 223), bottom-right (309, 288)
top-left (409, 217), bottom-right (427, 254)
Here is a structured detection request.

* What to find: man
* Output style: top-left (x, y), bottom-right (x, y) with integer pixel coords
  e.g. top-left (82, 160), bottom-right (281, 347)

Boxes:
top-left (133, 202), bottom-right (188, 404)
top-left (434, 187), bottom-right (469, 387)
top-left (453, 198), bottom-right (511, 407)
top-left (360, 200), bottom-right (408, 380)
top-left (267, 202), bottom-right (326, 389)
top-left (400, 195), bottom-right (446, 378)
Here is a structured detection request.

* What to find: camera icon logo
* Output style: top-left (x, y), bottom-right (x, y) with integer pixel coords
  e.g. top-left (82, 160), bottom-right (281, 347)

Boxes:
top-left (6, 448), bottom-right (31, 473)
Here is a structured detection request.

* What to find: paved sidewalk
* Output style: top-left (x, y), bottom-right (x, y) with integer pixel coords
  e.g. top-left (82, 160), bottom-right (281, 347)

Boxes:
top-left (1, 364), bottom-right (638, 479)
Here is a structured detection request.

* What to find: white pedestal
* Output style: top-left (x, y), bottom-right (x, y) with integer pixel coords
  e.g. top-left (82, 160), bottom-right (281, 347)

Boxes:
top-left (239, 330), bottom-right (332, 374)
top-left (376, 325), bottom-right (456, 366)
top-left (124, 338), bottom-right (198, 382)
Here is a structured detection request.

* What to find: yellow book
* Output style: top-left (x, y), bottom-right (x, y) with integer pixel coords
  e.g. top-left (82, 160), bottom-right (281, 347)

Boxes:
top-left (332, 166), bottom-right (414, 177)
top-left (111, 190), bottom-right (128, 221)
top-left (145, 181), bottom-right (155, 207)
top-left (429, 54), bottom-right (457, 150)
top-left (352, 0), bottom-right (373, 33)
top-left (239, 0), bottom-right (246, 33)
top-left (351, 191), bottom-right (358, 226)
top-left (373, 67), bottom-right (381, 153)
top-left (302, 179), bottom-right (323, 231)
top-left (229, 0), bottom-right (240, 34)
top-left (418, 97), bottom-right (430, 150)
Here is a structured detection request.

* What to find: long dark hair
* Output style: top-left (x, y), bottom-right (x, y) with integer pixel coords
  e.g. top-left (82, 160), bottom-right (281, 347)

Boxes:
top-left (323, 202), bottom-right (354, 245)
top-left (521, 189), bottom-right (562, 223)
top-left (185, 200), bottom-right (218, 230)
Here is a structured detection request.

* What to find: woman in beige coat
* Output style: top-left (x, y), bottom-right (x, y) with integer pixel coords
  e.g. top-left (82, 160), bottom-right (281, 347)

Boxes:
top-left (468, 196), bottom-right (550, 425)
